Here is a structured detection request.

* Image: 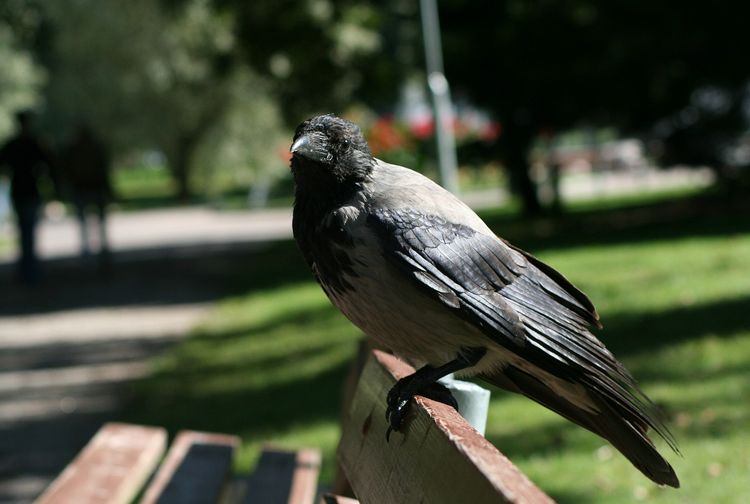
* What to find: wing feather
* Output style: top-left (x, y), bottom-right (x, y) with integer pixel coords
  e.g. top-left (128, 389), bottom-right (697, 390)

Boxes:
top-left (367, 207), bottom-right (678, 461)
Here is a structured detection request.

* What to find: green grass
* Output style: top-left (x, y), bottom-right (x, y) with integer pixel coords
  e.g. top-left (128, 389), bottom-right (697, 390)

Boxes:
top-left (111, 164), bottom-right (178, 210)
top-left (111, 163), bottom-right (295, 211)
top-left (124, 191), bottom-right (750, 502)
top-left (485, 233), bottom-right (750, 503)
top-left (0, 234), bottom-right (11, 255)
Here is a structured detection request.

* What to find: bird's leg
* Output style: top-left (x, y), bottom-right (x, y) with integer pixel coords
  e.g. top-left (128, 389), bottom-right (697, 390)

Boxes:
top-left (385, 347), bottom-right (486, 441)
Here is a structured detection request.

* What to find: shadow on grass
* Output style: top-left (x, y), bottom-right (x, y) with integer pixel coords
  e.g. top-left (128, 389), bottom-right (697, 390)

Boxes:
top-left (485, 356), bottom-right (749, 456)
top-left (123, 353), bottom-right (351, 438)
top-left (481, 191), bottom-right (750, 252)
top-left (195, 304), bottom-right (339, 345)
top-left (141, 337), bottom-right (346, 386)
top-left (0, 333), bottom-right (180, 374)
top-left (0, 239), bottom-right (311, 316)
top-left (121, 292), bottom-right (355, 438)
top-left (598, 294), bottom-right (750, 358)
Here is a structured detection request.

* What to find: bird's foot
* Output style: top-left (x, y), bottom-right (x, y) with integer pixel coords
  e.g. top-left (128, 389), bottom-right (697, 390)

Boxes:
top-left (385, 378), bottom-right (457, 441)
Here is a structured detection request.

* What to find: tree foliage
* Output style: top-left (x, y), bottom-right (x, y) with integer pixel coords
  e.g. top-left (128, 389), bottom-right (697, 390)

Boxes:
top-left (41, 0), bottom-right (263, 198)
top-left (439, 0), bottom-right (750, 213)
top-left (4, 0), bottom-right (288, 200)
top-left (213, 0), bottom-right (390, 122)
top-left (0, 16), bottom-right (44, 140)
top-left (6, 0), bottom-right (747, 209)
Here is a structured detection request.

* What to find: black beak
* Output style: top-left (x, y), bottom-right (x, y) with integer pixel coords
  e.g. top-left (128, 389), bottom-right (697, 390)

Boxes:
top-left (291, 133), bottom-right (331, 163)
top-left (290, 135), bottom-right (311, 155)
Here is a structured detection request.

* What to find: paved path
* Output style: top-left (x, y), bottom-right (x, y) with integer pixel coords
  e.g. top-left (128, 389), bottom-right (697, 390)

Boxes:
top-left (0, 167), bottom-right (713, 264)
top-left (1, 206), bottom-right (293, 263)
top-left (0, 166), bottom-right (713, 502)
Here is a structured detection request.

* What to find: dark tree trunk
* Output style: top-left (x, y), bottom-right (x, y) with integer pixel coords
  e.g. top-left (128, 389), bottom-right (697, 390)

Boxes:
top-left (167, 98), bottom-right (229, 202)
top-left (549, 161), bottom-right (563, 213)
top-left (504, 124), bottom-right (542, 216)
top-left (170, 134), bottom-right (197, 202)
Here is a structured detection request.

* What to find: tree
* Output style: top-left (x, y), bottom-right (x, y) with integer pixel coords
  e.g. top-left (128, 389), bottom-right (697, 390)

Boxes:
top-left (0, 18), bottom-right (44, 140)
top-left (39, 0), bottom-right (247, 199)
top-left (0, 0), bottom-right (290, 201)
top-left (439, 0), bottom-right (750, 214)
top-left (212, 0), bottom-right (390, 123)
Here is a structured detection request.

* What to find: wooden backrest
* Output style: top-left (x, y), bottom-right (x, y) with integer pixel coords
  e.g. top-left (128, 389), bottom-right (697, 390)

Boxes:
top-left (34, 423), bottom-right (320, 504)
top-left (244, 447), bottom-right (321, 504)
top-left (335, 350), bottom-right (554, 504)
top-left (34, 423), bottom-right (167, 504)
top-left (139, 430), bottom-right (240, 504)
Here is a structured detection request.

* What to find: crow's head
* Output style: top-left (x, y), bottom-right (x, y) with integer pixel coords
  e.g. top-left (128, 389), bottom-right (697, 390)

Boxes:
top-left (290, 114), bottom-right (375, 185)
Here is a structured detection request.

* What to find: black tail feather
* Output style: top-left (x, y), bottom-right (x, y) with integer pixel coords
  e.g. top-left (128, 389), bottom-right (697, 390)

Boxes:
top-left (481, 365), bottom-right (680, 488)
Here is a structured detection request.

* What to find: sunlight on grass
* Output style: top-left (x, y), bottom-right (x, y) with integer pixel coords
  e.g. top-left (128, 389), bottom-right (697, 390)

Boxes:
top-left (113, 164), bottom-right (174, 201)
top-left (127, 195), bottom-right (750, 503)
top-left (0, 236), bottom-right (12, 255)
top-left (488, 230), bottom-right (750, 503)
top-left (541, 234), bottom-right (750, 317)
top-left (496, 327), bottom-right (750, 503)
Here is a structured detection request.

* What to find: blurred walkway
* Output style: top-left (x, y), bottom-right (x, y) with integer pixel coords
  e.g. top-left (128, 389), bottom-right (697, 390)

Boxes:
top-left (0, 242), bottom-right (260, 503)
top-left (0, 206), bottom-right (293, 264)
top-left (0, 305), bottom-right (206, 502)
top-left (0, 166), bottom-right (714, 263)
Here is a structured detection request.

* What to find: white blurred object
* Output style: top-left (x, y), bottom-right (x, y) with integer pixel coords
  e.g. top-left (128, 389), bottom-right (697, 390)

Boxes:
top-left (598, 139), bottom-right (647, 170)
top-left (420, 0), bottom-right (459, 195)
top-left (44, 200), bottom-right (67, 221)
top-left (439, 373), bottom-right (491, 435)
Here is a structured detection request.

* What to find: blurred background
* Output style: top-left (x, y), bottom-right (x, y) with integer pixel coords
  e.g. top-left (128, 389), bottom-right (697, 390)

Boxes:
top-left (1, 0), bottom-right (749, 502)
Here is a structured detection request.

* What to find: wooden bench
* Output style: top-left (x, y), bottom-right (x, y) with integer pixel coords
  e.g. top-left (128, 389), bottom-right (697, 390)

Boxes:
top-left (326, 349), bottom-right (553, 504)
top-left (33, 424), bottom-right (321, 504)
top-left (36, 349), bottom-right (551, 504)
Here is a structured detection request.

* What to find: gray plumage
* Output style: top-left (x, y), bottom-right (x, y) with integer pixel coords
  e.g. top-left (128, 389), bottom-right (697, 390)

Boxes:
top-left (290, 114), bottom-right (679, 488)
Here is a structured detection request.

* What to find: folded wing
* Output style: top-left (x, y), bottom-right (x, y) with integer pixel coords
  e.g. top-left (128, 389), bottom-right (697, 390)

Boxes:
top-left (367, 206), bottom-right (679, 487)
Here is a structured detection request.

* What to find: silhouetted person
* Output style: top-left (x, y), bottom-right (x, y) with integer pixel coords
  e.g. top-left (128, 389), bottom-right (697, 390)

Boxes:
top-left (0, 111), bottom-right (55, 284)
top-left (62, 124), bottom-right (113, 265)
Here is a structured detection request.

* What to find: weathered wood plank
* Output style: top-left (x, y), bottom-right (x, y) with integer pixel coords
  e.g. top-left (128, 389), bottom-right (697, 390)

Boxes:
top-left (244, 447), bottom-right (321, 504)
top-left (34, 422), bottom-right (166, 504)
top-left (337, 350), bottom-right (555, 504)
top-left (139, 430), bottom-right (240, 504)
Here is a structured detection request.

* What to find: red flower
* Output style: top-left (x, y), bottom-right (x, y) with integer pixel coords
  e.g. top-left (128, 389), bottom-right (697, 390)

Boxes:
top-left (367, 116), bottom-right (409, 155)
top-left (409, 117), bottom-right (434, 139)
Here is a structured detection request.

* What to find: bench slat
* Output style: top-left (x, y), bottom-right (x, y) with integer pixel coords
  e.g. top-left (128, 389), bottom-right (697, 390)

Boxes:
top-left (244, 447), bottom-right (321, 504)
top-left (34, 422), bottom-right (166, 504)
top-left (337, 350), bottom-right (555, 504)
top-left (139, 430), bottom-right (240, 504)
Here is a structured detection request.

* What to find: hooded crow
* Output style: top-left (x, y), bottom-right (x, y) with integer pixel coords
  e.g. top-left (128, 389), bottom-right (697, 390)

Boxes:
top-left (290, 114), bottom-right (679, 487)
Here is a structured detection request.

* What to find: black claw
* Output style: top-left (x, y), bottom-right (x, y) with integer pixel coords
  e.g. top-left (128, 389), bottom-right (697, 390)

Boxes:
top-left (384, 379), bottom-right (416, 439)
top-left (381, 350), bottom-right (484, 442)
top-left (420, 381), bottom-right (459, 411)
top-left (383, 377), bottom-right (460, 441)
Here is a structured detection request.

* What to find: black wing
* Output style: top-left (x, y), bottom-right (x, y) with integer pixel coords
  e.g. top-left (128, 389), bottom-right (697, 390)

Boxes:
top-left (368, 207), bottom-right (679, 486)
top-left (367, 207), bottom-right (604, 358)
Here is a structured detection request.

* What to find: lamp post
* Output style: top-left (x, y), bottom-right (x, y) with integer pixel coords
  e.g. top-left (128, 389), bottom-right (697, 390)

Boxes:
top-left (420, 0), bottom-right (460, 195)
